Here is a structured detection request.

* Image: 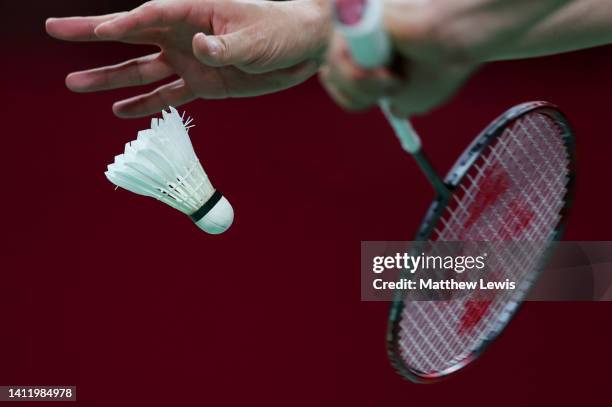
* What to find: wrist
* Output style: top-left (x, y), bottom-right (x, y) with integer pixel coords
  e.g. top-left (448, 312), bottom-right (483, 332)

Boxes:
top-left (293, 0), bottom-right (333, 59)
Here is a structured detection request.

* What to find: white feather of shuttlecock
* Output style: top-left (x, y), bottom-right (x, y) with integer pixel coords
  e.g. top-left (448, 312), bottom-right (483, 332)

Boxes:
top-left (105, 107), bottom-right (233, 234)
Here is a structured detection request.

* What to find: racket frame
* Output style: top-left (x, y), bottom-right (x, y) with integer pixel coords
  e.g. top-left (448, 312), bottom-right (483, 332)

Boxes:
top-left (386, 101), bottom-right (577, 383)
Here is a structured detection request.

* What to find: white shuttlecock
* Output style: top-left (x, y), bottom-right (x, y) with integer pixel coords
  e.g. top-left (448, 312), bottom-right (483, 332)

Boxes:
top-left (105, 107), bottom-right (233, 234)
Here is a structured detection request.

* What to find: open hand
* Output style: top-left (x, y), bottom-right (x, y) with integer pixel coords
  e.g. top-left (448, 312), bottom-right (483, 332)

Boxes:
top-left (46, 0), bottom-right (330, 118)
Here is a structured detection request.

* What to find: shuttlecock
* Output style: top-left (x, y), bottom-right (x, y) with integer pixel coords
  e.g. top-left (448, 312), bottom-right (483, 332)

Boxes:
top-left (105, 107), bottom-right (233, 234)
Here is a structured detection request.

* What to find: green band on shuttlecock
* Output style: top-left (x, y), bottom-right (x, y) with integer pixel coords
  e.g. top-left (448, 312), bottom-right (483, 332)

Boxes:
top-left (190, 190), bottom-right (223, 223)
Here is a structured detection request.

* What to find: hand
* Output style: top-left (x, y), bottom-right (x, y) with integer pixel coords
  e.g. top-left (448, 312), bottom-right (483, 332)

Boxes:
top-left (320, 0), bottom-right (573, 117)
top-left (319, 32), bottom-right (474, 117)
top-left (46, 0), bottom-right (331, 118)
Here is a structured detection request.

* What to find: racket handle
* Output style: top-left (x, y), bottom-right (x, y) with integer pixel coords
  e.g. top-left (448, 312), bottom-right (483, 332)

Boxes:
top-left (333, 0), bottom-right (422, 154)
top-left (334, 0), bottom-right (391, 68)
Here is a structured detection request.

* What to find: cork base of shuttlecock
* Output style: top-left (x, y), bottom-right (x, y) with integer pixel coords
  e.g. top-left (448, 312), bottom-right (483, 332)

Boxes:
top-left (193, 195), bottom-right (234, 234)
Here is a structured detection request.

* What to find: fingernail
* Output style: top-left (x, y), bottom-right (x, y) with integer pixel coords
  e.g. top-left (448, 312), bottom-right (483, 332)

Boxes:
top-left (112, 102), bottom-right (129, 118)
top-left (206, 37), bottom-right (221, 56)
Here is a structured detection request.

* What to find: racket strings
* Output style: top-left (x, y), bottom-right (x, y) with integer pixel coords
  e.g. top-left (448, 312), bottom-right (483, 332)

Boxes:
top-left (438, 118), bottom-right (567, 242)
top-left (397, 113), bottom-right (571, 375)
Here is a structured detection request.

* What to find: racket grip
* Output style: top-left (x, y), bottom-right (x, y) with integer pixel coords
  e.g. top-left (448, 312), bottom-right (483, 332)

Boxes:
top-left (334, 0), bottom-right (391, 68)
top-left (333, 0), bottom-right (422, 154)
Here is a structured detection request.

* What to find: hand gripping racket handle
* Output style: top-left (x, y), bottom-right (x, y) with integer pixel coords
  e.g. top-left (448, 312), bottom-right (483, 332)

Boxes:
top-left (333, 0), bottom-right (422, 154)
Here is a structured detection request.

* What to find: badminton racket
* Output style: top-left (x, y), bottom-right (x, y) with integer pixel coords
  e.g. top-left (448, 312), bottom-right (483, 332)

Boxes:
top-left (334, 0), bottom-right (576, 382)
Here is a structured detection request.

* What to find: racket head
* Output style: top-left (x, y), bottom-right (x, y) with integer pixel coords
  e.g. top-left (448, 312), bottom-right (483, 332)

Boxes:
top-left (386, 101), bottom-right (576, 382)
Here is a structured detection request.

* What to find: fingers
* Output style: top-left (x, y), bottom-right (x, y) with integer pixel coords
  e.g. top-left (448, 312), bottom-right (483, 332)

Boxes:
top-left (45, 13), bottom-right (126, 41)
top-left (46, 14), bottom-right (164, 44)
top-left (111, 60), bottom-right (317, 118)
top-left (218, 60), bottom-right (319, 97)
top-left (318, 66), bottom-right (361, 109)
top-left (65, 53), bottom-right (173, 93)
top-left (89, 57), bottom-right (316, 118)
top-left (112, 79), bottom-right (196, 118)
top-left (95, 1), bottom-right (187, 39)
top-left (320, 35), bottom-right (400, 111)
top-left (193, 32), bottom-right (265, 73)
top-left (385, 63), bottom-right (474, 117)
top-left (320, 33), bottom-right (472, 117)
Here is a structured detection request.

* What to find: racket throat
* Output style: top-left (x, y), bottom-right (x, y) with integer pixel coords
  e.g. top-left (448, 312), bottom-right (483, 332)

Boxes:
top-left (413, 151), bottom-right (451, 198)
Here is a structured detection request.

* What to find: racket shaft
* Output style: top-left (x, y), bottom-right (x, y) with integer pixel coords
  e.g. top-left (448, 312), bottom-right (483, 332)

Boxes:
top-left (379, 100), bottom-right (421, 153)
top-left (333, 0), bottom-right (446, 191)
top-left (413, 151), bottom-right (451, 197)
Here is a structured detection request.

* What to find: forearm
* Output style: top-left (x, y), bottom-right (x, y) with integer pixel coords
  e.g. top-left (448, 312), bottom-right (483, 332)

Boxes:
top-left (489, 0), bottom-right (612, 60)
top-left (397, 0), bottom-right (575, 61)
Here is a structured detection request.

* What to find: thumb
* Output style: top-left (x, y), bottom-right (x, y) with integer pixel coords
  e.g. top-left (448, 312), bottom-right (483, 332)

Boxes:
top-left (193, 31), bottom-right (256, 70)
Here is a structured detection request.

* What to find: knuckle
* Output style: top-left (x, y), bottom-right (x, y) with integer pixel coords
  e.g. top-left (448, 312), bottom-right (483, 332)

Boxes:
top-left (318, 67), bottom-right (330, 83)
top-left (346, 67), bottom-right (367, 83)
top-left (141, 1), bottom-right (158, 11)
top-left (215, 36), bottom-right (232, 60)
top-left (243, 32), bottom-right (273, 68)
top-left (122, 59), bottom-right (145, 85)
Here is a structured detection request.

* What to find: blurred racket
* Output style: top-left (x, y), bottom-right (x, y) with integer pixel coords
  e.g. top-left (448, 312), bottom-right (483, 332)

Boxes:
top-left (334, 0), bottom-right (576, 382)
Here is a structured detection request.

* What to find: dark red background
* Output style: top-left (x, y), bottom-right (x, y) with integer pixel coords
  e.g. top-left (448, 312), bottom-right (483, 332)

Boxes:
top-left (2, 1), bottom-right (612, 405)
